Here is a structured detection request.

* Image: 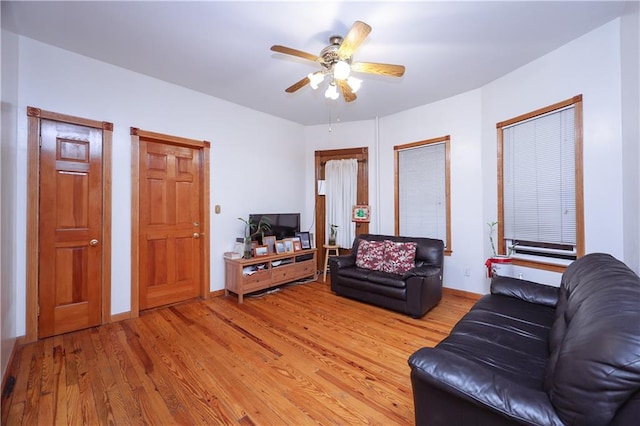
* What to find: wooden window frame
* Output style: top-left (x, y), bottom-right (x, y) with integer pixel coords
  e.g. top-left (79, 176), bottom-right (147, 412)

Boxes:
top-left (497, 95), bottom-right (584, 273)
top-left (394, 135), bottom-right (452, 256)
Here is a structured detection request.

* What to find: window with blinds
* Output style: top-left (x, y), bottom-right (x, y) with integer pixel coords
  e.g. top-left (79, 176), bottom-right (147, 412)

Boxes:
top-left (498, 96), bottom-right (584, 265)
top-left (395, 136), bottom-right (451, 251)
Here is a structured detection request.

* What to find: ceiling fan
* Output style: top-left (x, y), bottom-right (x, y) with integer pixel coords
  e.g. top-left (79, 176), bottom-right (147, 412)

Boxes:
top-left (270, 21), bottom-right (405, 102)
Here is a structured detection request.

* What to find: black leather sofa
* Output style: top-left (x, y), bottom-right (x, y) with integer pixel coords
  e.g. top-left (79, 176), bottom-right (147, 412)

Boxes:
top-left (329, 234), bottom-right (444, 318)
top-left (408, 253), bottom-right (640, 425)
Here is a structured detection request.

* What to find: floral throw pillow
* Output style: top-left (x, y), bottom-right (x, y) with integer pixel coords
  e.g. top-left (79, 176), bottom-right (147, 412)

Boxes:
top-left (382, 240), bottom-right (417, 274)
top-left (355, 240), bottom-right (385, 271)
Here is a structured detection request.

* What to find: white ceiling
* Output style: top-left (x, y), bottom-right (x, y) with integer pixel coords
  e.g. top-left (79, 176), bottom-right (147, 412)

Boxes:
top-left (1, 1), bottom-right (631, 125)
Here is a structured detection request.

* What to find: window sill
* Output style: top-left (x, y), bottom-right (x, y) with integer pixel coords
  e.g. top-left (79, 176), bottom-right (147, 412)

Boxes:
top-left (511, 257), bottom-right (567, 273)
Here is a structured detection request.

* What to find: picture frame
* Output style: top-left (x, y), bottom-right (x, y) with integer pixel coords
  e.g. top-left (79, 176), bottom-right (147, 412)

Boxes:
top-left (253, 245), bottom-right (268, 257)
top-left (293, 240), bottom-right (302, 252)
top-left (352, 204), bottom-right (371, 222)
top-left (263, 236), bottom-right (276, 254)
top-left (295, 231), bottom-right (311, 250)
top-left (275, 240), bottom-right (285, 254)
top-left (283, 238), bottom-right (294, 253)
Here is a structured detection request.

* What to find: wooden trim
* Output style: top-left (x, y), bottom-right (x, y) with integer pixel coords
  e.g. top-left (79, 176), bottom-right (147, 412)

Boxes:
top-left (497, 95), bottom-right (584, 266)
top-left (130, 128), bottom-right (211, 316)
top-left (27, 105), bottom-right (106, 129)
top-left (25, 114), bottom-right (40, 343)
top-left (497, 128), bottom-right (506, 255)
top-left (574, 98), bottom-right (585, 258)
top-left (102, 126), bottom-right (113, 323)
top-left (443, 287), bottom-right (483, 301)
top-left (1, 336), bottom-right (23, 396)
top-left (393, 136), bottom-right (451, 252)
top-left (132, 128), bottom-right (209, 149)
top-left (25, 107), bottom-right (113, 342)
top-left (496, 95), bottom-right (583, 128)
top-left (209, 289), bottom-right (226, 298)
top-left (201, 143), bottom-right (211, 299)
top-left (511, 258), bottom-right (567, 273)
top-left (130, 133), bottom-right (141, 319)
top-left (109, 311), bottom-right (132, 323)
top-left (393, 148), bottom-right (399, 236)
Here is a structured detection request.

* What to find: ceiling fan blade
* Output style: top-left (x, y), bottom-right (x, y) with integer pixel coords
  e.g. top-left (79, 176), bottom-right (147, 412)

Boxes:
top-left (337, 80), bottom-right (357, 102)
top-left (337, 21), bottom-right (372, 59)
top-left (271, 45), bottom-right (319, 62)
top-left (285, 76), bottom-right (310, 93)
top-left (351, 61), bottom-right (405, 77)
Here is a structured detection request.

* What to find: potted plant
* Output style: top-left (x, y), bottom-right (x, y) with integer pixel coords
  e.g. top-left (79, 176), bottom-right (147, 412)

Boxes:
top-left (238, 216), bottom-right (271, 258)
top-left (485, 221), bottom-right (517, 278)
top-left (328, 224), bottom-right (338, 245)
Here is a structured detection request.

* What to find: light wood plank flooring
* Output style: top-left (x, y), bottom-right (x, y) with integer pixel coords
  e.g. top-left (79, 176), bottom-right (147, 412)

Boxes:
top-left (2, 280), bottom-right (476, 425)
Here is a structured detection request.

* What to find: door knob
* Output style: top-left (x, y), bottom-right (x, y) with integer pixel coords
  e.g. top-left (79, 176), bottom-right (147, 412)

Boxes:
top-left (193, 233), bottom-right (200, 239)
top-left (90, 239), bottom-right (99, 247)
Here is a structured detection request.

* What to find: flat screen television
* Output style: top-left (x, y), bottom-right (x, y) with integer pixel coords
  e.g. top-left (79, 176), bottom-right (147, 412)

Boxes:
top-left (249, 213), bottom-right (300, 242)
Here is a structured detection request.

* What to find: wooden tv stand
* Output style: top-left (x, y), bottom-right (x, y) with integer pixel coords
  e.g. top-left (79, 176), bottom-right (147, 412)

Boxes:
top-left (224, 249), bottom-right (317, 303)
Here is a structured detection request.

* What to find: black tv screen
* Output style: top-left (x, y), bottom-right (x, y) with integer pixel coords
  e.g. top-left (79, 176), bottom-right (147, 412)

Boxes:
top-left (249, 213), bottom-right (300, 242)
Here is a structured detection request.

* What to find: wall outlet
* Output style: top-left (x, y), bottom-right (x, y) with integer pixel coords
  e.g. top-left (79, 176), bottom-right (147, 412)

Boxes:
top-left (464, 268), bottom-right (471, 277)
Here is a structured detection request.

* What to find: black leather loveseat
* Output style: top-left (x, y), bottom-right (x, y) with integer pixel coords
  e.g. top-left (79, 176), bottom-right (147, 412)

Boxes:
top-left (408, 253), bottom-right (640, 425)
top-left (329, 234), bottom-right (444, 318)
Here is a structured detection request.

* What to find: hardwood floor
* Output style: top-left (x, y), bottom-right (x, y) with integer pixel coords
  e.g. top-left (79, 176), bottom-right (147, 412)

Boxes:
top-left (2, 280), bottom-right (476, 425)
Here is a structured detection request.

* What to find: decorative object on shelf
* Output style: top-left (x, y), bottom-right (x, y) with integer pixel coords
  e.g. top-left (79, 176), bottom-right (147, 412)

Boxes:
top-left (295, 231), bottom-right (311, 249)
top-left (352, 204), bottom-right (370, 222)
top-left (275, 240), bottom-right (285, 254)
top-left (329, 224), bottom-right (339, 245)
top-left (238, 216), bottom-right (271, 258)
top-left (485, 221), bottom-right (518, 278)
top-left (253, 245), bottom-right (268, 257)
top-left (283, 238), bottom-right (294, 253)
top-left (263, 236), bottom-right (276, 254)
top-left (293, 239), bottom-right (302, 252)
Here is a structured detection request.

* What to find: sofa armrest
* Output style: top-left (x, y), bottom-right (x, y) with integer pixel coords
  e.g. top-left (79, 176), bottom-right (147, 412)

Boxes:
top-left (490, 276), bottom-right (559, 307)
top-left (329, 255), bottom-right (355, 269)
top-left (408, 348), bottom-right (564, 426)
top-left (402, 265), bottom-right (441, 279)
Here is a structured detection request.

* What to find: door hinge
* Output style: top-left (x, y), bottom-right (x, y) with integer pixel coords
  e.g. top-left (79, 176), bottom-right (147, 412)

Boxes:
top-left (37, 304), bottom-right (40, 317)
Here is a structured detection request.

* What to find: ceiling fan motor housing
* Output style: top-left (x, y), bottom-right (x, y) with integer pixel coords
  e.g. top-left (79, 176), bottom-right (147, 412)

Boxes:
top-left (319, 35), bottom-right (351, 70)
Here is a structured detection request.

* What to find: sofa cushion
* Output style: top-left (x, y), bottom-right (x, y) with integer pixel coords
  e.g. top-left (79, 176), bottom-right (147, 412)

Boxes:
top-left (367, 271), bottom-right (407, 289)
top-left (543, 253), bottom-right (640, 425)
top-left (382, 240), bottom-right (417, 274)
top-left (354, 239), bottom-right (385, 271)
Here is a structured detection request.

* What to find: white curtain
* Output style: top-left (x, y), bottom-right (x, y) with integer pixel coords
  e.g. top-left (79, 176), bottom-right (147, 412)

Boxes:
top-left (325, 159), bottom-right (357, 248)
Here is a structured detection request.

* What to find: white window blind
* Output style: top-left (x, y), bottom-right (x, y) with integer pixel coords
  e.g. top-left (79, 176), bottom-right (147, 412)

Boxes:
top-left (398, 143), bottom-right (447, 245)
top-left (502, 106), bottom-right (576, 249)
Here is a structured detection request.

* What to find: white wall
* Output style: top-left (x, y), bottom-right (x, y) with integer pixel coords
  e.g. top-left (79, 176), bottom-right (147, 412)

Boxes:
top-left (621, 2), bottom-right (640, 273)
top-left (14, 36), bottom-right (306, 333)
top-left (482, 19), bottom-right (626, 285)
top-left (304, 18), bottom-right (632, 293)
top-left (1, 27), bottom-right (19, 382)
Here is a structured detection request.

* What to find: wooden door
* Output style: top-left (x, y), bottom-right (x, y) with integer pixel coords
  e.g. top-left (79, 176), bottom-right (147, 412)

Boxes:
top-left (38, 119), bottom-right (103, 338)
top-left (139, 141), bottom-right (201, 310)
top-left (314, 148), bottom-right (369, 271)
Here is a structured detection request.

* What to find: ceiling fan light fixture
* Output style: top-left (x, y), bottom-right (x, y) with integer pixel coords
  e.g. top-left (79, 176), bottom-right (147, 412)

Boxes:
top-left (308, 71), bottom-right (325, 90)
top-left (347, 76), bottom-right (362, 93)
top-left (325, 82), bottom-right (339, 100)
top-left (333, 60), bottom-right (351, 80)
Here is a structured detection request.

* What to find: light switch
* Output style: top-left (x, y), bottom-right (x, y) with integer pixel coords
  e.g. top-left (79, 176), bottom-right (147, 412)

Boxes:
top-left (214, 204), bottom-right (221, 214)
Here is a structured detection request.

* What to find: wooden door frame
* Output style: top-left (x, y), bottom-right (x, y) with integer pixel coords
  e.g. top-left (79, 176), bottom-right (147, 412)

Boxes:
top-left (130, 128), bottom-right (210, 318)
top-left (25, 106), bottom-right (113, 343)
top-left (314, 147), bottom-right (369, 271)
